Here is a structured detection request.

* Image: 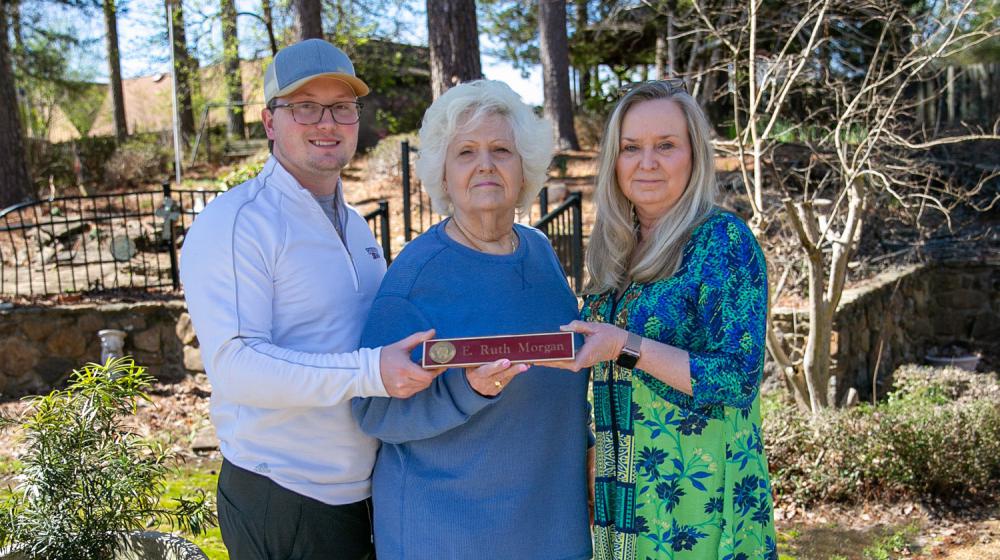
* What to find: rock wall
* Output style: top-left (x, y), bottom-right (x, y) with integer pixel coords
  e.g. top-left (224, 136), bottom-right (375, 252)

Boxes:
top-left (2, 259), bottom-right (995, 398)
top-left (772, 260), bottom-right (999, 404)
top-left (0, 301), bottom-right (203, 396)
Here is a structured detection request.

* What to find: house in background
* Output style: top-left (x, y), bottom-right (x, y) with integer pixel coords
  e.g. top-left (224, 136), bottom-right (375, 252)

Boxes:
top-left (31, 40), bottom-right (432, 152)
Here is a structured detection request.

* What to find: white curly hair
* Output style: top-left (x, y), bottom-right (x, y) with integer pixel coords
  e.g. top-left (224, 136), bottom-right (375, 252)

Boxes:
top-left (414, 80), bottom-right (554, 215)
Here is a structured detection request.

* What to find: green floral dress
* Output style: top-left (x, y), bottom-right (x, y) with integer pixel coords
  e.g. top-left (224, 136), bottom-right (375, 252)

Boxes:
top-left (585, 211), bottom-right (777, 560)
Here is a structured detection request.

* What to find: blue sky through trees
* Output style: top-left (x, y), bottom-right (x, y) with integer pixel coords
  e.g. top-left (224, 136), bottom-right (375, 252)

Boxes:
top-left (40, 0), bottom-right (544, 104)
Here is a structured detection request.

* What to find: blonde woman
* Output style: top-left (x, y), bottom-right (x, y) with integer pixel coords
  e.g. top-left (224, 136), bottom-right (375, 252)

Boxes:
top-left (553, 81), bottom-right (777, 559)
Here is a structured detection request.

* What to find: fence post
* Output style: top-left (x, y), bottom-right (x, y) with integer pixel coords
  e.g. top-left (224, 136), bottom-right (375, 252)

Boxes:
top-left (401, 141), bottom-right (412, 242)
top-left (163, 180), bottom-right (181, 290)
top-left (539, 186), bottom-right (549, 217)
top-left (571, 192), bottom-right (583, 293)
top-left (379, 200), bottom-right (391, 265)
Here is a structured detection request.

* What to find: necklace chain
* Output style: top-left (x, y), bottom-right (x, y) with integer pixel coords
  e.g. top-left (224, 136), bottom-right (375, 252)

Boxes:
top-left (450, 218), bottom-right (516, 254)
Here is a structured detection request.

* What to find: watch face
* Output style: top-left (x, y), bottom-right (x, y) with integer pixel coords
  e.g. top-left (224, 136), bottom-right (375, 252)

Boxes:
top-left (616, 331), bottom-right (641, 369)
top-left (616, 351), bottom-right (639, 370)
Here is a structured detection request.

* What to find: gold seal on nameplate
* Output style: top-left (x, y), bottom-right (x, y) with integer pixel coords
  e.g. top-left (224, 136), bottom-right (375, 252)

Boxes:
top-left (427, 341), bottom-right (457, 364)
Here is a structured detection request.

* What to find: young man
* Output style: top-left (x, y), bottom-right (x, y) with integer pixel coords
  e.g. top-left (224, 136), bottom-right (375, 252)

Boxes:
top-left (181, 39), bottom-right (439, 559)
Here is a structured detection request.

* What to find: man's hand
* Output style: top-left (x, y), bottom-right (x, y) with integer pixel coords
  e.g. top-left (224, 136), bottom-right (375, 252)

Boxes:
top-left (379, 329), bottom-right (443, 398)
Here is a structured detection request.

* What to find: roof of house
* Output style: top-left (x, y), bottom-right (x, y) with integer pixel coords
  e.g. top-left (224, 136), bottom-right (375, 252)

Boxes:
top-left (40, 39), bottom-right (429, 143)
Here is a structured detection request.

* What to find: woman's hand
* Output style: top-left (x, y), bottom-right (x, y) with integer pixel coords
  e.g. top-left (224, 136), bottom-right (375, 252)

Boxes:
top-left (466, 359), bottom-right (529, 397)
top-left (547, 321), bottom-right (630, 372)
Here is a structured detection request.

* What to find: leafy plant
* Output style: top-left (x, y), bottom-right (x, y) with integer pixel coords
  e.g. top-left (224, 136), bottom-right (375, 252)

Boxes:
top-left (765, 365), bottom-right (1000, 505)
top-left (862, 525), bottom-right (918, 560)
top-left (217, 155), bottom-right (266, 191)
top-left (0, 358), bottom-right (216, 560)
top-left (104, 136), bottom-right (170, 189)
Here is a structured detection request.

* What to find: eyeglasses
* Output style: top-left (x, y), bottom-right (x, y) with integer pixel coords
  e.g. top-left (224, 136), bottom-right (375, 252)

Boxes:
top-left (269, 101), bottom-right (364, 125)
top-left (618, 78), bottom-right (688, 97)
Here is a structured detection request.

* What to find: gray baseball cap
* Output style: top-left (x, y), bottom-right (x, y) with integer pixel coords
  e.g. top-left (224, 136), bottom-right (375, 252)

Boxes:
top-left (263, 39), bottom-right (370, 105)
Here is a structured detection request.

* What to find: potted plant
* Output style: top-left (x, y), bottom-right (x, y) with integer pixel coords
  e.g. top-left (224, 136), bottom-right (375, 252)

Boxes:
top-left (0, 358), bottom-right (217, 560)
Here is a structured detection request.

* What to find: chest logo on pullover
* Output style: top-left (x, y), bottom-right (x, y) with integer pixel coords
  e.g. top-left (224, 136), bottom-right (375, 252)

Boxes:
top-left (365, 247), bottom-right (382, 260)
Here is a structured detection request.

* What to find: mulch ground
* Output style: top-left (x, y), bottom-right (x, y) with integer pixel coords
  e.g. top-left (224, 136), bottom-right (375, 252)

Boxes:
top-left (2, 375), bottom-right (997, 558)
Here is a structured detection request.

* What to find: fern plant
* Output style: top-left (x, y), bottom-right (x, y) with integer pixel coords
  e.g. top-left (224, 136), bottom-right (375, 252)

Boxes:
top-left (0, 358), bottom-right (216, 560)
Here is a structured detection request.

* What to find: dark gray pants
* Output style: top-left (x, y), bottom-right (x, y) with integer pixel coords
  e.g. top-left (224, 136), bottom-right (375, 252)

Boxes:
top-left (217, 458), bottom-right (375, 560)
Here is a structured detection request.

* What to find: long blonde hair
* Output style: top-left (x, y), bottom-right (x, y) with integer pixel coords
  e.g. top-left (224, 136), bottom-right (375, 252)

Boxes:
top-left (584, 82), bottom-right (718, 295)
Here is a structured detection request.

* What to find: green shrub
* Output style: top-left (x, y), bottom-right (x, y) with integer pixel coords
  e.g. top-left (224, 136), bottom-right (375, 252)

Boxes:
top-left (104, 136), bottom-right (170, 189)
top-left (0, 358), bottom-right (216, 560)
top-left (217, 153), bottom-right (267, 191)
top-left (764, 365), bottom-right (1000, 505)
top-left (25, 137), bottom-right (119, 194)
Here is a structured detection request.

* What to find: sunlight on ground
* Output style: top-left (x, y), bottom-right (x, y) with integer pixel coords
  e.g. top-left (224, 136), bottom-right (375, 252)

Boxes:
top-left (3, 456), bottom-right (997, 560)
top-left (159, 459), bottom-right (228, 560)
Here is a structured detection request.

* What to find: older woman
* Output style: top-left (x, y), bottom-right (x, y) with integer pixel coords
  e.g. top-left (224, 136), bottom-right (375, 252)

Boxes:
top-left (554, 81), bottom-right (777, 559)
top-left (351, 80), bottom-right (592, 559)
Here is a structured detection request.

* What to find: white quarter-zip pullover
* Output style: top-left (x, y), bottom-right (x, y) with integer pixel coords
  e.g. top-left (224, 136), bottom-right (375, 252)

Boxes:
top-left (181, 157), bottom-right (389, 505)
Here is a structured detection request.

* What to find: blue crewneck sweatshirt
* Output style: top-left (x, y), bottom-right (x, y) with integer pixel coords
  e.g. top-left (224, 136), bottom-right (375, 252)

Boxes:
top-left (352, 221), bottom-right (592, 560)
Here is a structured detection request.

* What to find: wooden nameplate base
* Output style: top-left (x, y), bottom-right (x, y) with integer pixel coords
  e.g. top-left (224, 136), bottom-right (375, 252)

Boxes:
top-left (421, 332), bottom-right (575, 368)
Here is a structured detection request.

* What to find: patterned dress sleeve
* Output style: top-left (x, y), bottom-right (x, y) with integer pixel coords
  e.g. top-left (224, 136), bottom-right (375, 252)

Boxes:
top-left (687, 216), bottom-right (768, 410)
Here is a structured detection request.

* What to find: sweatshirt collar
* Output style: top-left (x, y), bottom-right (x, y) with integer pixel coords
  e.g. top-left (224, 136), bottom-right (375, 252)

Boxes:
top-left (262, 156), bottom-right (344, 206)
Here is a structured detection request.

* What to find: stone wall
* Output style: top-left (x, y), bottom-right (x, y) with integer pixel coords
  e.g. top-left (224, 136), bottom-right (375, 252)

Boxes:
top-left (0, 300), bottom-right (203, 396)
top-left (3, 259), bottom-right (996, 398)
top-left (772, 260), bottom-right (999, 404)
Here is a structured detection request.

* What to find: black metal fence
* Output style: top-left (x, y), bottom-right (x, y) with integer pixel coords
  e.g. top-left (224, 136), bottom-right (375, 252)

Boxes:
top-left (398, 141), bottom-right (586, 292)
top-left (535, 192), bottom-right (584, 293)
top-left (400, 141), bottom-right (437, 243)
top-left (399, 141), bottom-right (557, 242)
top-left (365, 201), bottom-right (392, 266)
top-left (0, 183), bottom-right (392, 298)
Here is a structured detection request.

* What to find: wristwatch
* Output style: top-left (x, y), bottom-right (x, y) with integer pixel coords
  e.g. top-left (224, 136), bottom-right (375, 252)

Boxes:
top-left (615, 331), bottom-right (642, 369)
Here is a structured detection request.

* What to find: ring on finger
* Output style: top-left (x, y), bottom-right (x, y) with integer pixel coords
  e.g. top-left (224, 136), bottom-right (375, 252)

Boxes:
top-left (494, 379), bottom-right (503, 389)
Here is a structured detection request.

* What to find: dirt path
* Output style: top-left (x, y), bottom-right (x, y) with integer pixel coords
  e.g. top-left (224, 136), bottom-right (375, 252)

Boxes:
top-left (776, 502), bottom-right (1000, 559)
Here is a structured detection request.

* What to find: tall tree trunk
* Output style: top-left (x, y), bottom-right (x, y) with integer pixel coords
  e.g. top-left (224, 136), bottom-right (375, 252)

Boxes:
top-left (103, 0), bottom-right (127, 141)
top-left (702, 46), bottom-right (723, 123)
top-left (426, 0), bottom-right (482, 99)
top-left (295, 0), bottom-right (322, 40)
top-left (655, 35), bottom-right (666, 79)
top-left (573, 0), bottom-right (589, 108)
top-left (220, 0), bottom-right (245, 138)
top-left (0, 6), bottom-right (32, 207)
top-left (655, 1), bottom-right (677, 78)
top-left (10, 0), bottom-right (29, 137)
top-left (784, 176), bottom-right (864, 414)
top-left (11, 0), bottom-right (23, 52)
top-left (539, 0), bottom-right (580, 150)
top-left (946, 65), bottom-right (956, 125)
top-left (261, 0), bottom-right (278, 55)
top-left (168, 0), bottom-right (196, 143)
top-left (666, 10), bottom-right (676, 76)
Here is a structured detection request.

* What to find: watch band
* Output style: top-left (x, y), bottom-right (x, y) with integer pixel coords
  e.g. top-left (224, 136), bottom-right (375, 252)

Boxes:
top-left (615, 331), bottom-right (642, 369)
